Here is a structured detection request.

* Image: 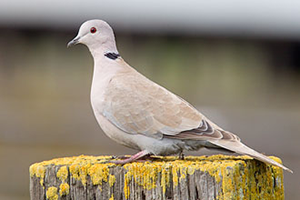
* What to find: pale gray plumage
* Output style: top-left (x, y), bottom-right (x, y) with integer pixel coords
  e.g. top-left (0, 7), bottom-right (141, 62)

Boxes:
top-left (68, 19), bottom-right (292, 172)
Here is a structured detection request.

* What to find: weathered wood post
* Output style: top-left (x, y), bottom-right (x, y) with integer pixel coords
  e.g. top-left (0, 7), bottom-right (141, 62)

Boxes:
top-left (30, 155), bottom-right (285, 200)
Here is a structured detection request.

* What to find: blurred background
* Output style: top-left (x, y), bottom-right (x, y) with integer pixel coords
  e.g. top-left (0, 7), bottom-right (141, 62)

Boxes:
top-left (0, 0), bottom-right (299, 199)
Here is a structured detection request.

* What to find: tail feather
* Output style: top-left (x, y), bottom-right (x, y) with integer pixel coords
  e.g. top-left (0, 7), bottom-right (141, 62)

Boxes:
top-left (209, 139), bottom-right (293, 173)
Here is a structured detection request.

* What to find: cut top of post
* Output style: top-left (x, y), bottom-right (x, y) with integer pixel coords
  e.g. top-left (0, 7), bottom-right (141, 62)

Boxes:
top-left (29, 155), bottom-right (285, 200)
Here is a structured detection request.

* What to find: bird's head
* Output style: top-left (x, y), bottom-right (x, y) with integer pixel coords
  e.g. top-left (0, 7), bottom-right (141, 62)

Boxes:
top-left (67, 19), bottom-right (117, 53)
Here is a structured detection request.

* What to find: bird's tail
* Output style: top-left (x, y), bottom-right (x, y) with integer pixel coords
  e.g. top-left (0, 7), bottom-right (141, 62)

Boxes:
top-left (208, 139), bottom-right (293, 173)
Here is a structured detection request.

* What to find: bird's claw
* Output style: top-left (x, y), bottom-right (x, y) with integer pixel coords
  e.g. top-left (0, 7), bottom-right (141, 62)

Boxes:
top-left (178, 152), bottom-right (185, 160)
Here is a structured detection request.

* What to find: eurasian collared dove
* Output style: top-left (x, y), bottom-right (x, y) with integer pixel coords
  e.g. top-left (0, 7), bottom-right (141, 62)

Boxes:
top-left (68, 19), bottom-right (292, 172)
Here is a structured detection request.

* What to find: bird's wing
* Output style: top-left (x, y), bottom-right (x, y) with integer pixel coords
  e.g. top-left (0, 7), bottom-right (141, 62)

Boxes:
top-left (102, 72), bottom-right (219, 138)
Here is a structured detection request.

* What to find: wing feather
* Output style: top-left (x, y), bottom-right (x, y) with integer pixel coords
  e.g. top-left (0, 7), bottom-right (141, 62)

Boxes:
top-left (102, 73), bottom-right (203, 138)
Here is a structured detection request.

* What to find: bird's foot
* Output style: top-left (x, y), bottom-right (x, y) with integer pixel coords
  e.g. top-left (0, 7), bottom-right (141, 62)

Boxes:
top-left (178, 151), bottom-right (185, 160)
top-left (107, 150), bottom-right (150, 165)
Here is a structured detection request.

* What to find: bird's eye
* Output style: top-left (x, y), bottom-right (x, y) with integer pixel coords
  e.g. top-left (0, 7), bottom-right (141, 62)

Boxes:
top-left (90, 27), bottom-right (97, 34)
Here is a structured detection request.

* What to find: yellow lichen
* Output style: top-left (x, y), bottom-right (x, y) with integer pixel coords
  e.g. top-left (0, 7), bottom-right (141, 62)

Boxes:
top-left (69, 164), bottom-right (80, 180)
top-left (109, 174), bottom-right (116, 187)
top-left (59, 183), bottom-right (70, 196)
top-left (77, 163), bottom-right (89, 186)
top-left (46, 187), bottom-right (58, 200)
top-left (109, 194), bottom-right (114, 200)
top-left (123, 167), bottom-right (131, 199)
top-left (30, 155), bottom-right (114, 187)
top-left (30, 154), bottom-right (284, 199)
top-left (123, 161), bottom-right (165, 198)
top-left (56, 166), bottom-right (70, 196)
top-left (29, 163), bottom-right (46, 186)
top-left (88, 164), bottom-right (109, 185)
top-left (161, 164), bottom-right (170, 194)
top-left (172, 164), bottom-right (179, 186)
top-left (57, 166), bottom-right (68, 182)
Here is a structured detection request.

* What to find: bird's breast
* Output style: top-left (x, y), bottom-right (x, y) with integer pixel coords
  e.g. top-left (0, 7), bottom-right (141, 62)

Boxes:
top-left (90, 66), bottom-right (116, 110)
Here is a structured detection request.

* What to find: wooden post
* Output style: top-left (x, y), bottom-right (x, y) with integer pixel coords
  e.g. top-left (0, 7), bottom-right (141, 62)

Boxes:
top-left (29, 155), bottom-right (285, 200)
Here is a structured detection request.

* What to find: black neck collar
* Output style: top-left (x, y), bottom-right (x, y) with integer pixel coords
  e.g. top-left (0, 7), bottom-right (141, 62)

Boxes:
top-left (104, 52), bottom-right (120, 60)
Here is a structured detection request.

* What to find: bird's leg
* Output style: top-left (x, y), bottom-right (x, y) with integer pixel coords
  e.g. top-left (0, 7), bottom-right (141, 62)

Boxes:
top-left (110, 150), bottom-right (150, 164)
top-left (178, 151), bottom-right (185, 160)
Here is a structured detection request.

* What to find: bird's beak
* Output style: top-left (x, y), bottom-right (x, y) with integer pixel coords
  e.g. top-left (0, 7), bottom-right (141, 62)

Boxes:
top-left (67, 36), bottom-right (81, 48)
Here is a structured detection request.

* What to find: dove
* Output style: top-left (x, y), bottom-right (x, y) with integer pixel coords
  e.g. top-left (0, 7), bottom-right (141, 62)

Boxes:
top-left (67, 19), bottom-right (292, 173)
